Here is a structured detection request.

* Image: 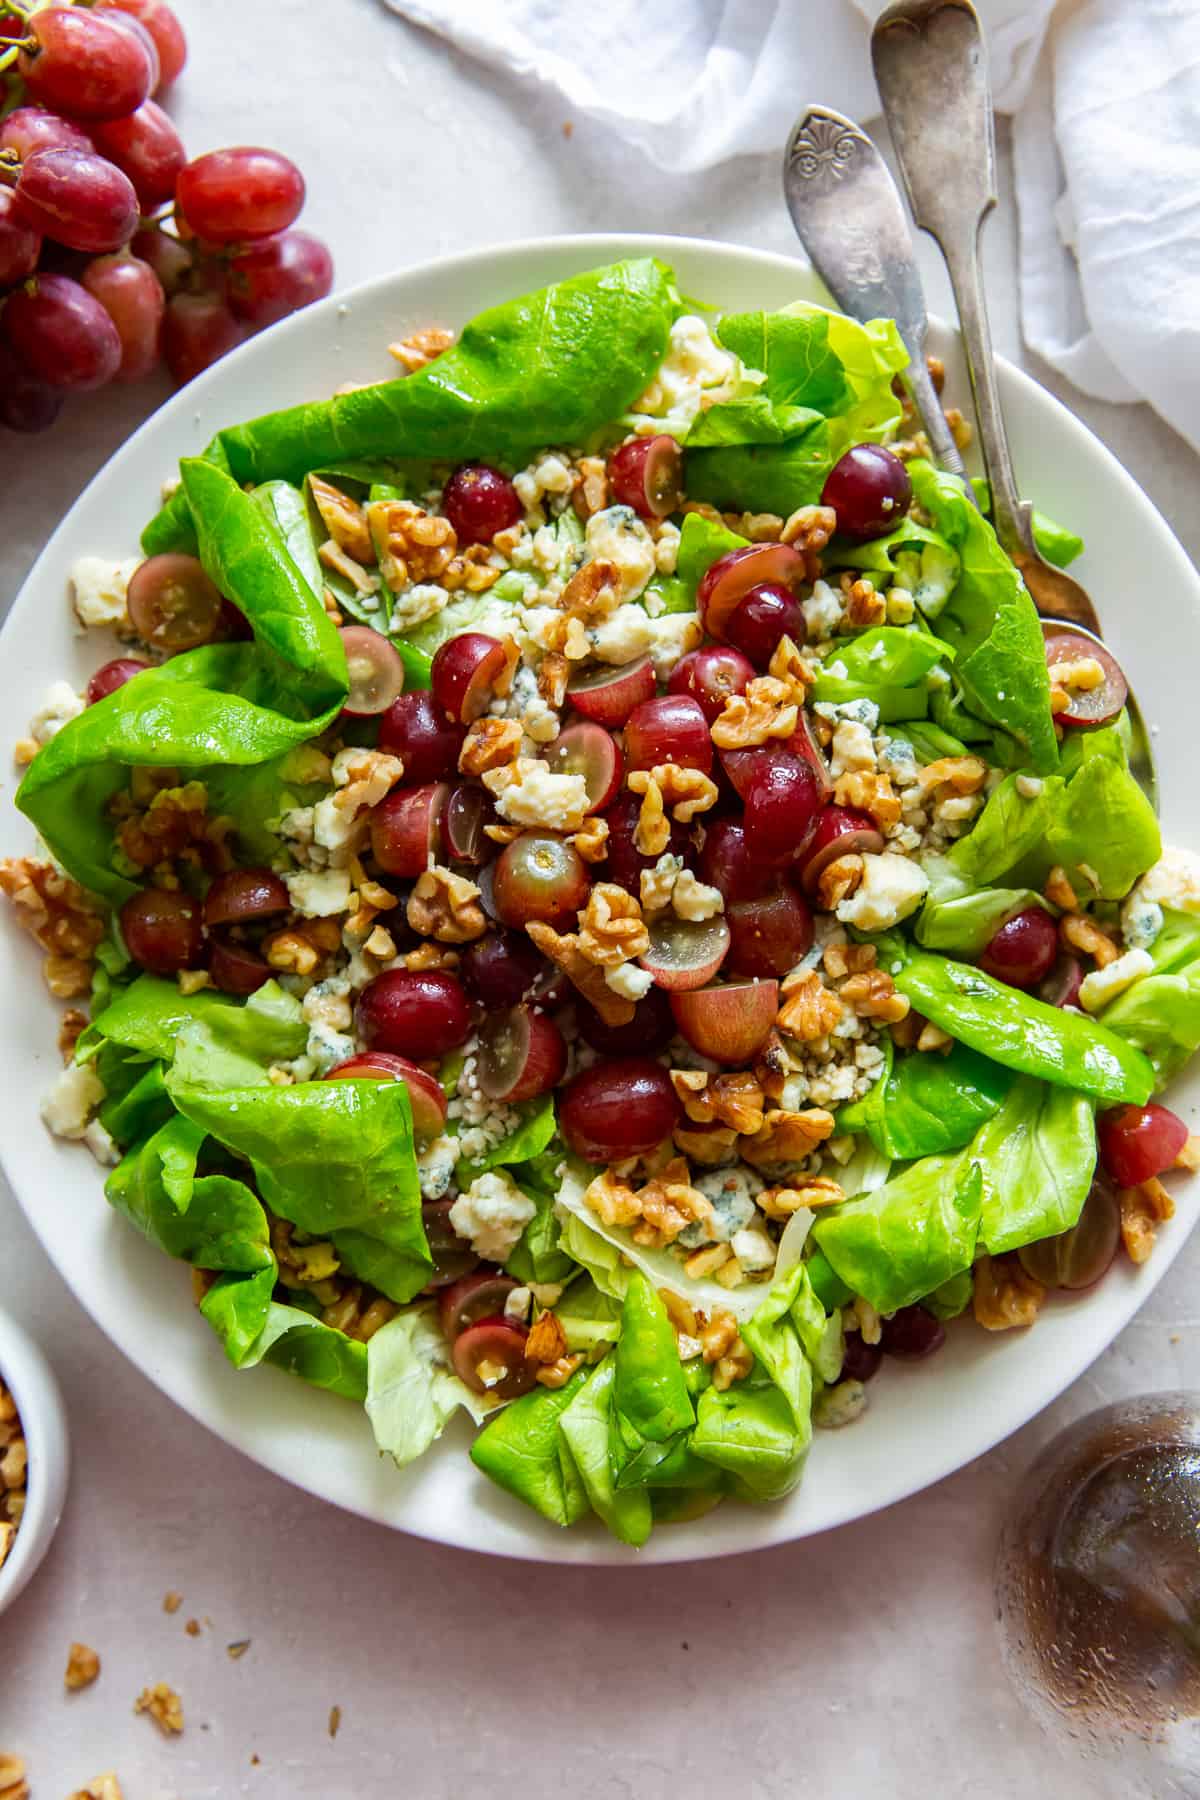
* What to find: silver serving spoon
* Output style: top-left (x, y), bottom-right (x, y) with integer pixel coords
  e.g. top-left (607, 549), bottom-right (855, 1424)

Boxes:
top-left (871, 0), bottom-right (1158, 805)
top-left (782, 102), bottom-right (974, 496)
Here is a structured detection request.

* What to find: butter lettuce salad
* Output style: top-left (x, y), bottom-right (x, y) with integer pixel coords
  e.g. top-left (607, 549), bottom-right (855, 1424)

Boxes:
top-left (5, 256), bottom-right (1199, 1546)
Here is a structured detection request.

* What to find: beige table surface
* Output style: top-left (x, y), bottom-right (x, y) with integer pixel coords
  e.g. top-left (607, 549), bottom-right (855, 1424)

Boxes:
top-left (2, 2), bottom-right (1199, 1794)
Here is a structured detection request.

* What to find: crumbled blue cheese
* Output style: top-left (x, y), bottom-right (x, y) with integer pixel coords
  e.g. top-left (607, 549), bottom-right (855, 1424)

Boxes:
top-left (1079, 947), bottom-right (1154, 1014)
top-left (285, 867), bottom-right (352, 917)
top-left (505, 1285), bottom-right (533, 1323)
top-left (672, 869), bottom-right (724, 922)
top-left (653, 521), bottom-right (681, 576)
top-left (604, 960), bottom-right (654, 1001)
top-left (449, 1171), bottom-right (536, 1263)
top-left (829, 720), bottom-right (876, 777)
top-left (589, 604), bottom-right (653, 665)
top-left (803, 579), bottom-right (844, 639)
top-left (484, 759), bottom-right (589, 831)
top-left (40, 1061), bottom-right (105, 1139)
top-left (304, 1020), bottom-right (356, 1075)
top-left (731, 1224), bottom-right (777, 1272)
top-left (837, 854), bottom-right (928, 932)
top-left (302, 977), bottom-right (352, 1033)
top-left (389, 581), bottom-right (449, 632)
top-left (1121, 893), bottom-right (1164, 952)
top-left (813, 695), bottom-right (881, 732)
top-left (644, 612), bottom-right (703, 682)
top-left (70, 554), bottom-right (141, 630)
top-left (584, 506), bottom-right (656, 601)
top-left (632, 314), bottom-right (736, 430)
top-left (1135, 847), bottom-right (1200, 915)
top-left (83, 1117), bottom-right (120, 1167)
top-left (679, 1166), bottom-right (762, 1247)
top-left (29, 681), bottom-right (85, 746)
top-left (417, 1133), bottom-right (458, 1201)
top-left (814, 1378), bottom-right (867, 1429)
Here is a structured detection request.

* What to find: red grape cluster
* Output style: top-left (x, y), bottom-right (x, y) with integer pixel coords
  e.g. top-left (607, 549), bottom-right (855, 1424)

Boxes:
top-left (0, 0), bottom-right (334, 433)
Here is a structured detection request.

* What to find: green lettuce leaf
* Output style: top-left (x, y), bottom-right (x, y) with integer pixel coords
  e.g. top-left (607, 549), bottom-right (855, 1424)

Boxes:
top-left (202, 1267), bottom-right (368, 1397)
top-left (814, 1152), bottom-right (983, 1314)
top-left (455, 1096), bottom-right (556, 1185)
top-left (144, 258), bottom-right (678, 553)
top-left (839, 1038), bottom-right (1012, 1159)
top-left (908, 461), bottom-right (1059, 774)
top-left (553, 1277), bottom-right (623, 1355)
top-left (81, 975), bottom-right (305, 1078)
top-left (1100, 908), bottom-right (1200, 1087)
top-left (365, 1305), bottom-right (496, 1470)
top-left (469, 1366), bottom-right (592, 1527)
top-left (105, 1114), bottom-right (273, 1277)
top-left (973, 1077), bottom-right (1096, 1255)
top-left (916, 886), bottom-right (1050, 956)
top-left (559, 1358), bottom-right (653, 1547)
top-left (166, 1077), bottom-right (431, 1303)
top-left (971, 480), bottom-right (1084, 566)
top-left (674, 511), bottom-right (748, 603)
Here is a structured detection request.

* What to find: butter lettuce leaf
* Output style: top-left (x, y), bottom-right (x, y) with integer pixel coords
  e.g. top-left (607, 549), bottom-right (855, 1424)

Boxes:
top-left (365, 1305), bottom-right (497, 1470)
top-left (1100, 909), bottom-right (1200, 1087)
top-left (974, 1077), bottom-right (1096, 1256)
top-left (469, 1367), bottom-right (592, 1527)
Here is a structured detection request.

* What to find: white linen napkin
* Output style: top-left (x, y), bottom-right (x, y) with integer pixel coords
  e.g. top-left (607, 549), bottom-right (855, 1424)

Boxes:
top-left (383, 0), bottom-right (1200, 453)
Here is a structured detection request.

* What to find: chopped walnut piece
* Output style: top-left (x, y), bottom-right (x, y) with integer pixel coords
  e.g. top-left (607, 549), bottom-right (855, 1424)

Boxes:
top-left (308, 475), bottom-right (373, 564)
top-left (571, 815), bottom-right (609, 863)
top-left (263, 930), bottom-right (320, 976)
top-left (65, 1641), bottom-right (101, 1691)
top-left (0, 1756), bottom-right (29, 1800)
top-left (766, 634), bottom-right (814, 698)
top-left (0, 1523), bottom-right (15, 1571)
top-left (319, 537), bottom-right (380, 596)
top-left (627, 772), bottom-right (669, 857)
top-left (822, 942), bottom-right (876, 981)
top-left (839, 968), bottom-right (910, 1024)
top-left (572, 456), bottom-right (609, 519)
top-left (458, 717), bottom-right (523, 776)
top-left (685, 1242), bottom-right (733, 1278)
top-left (815, 853), bottom-right (863, 912)
top-left (364, 499), bottom-right (457, 588)
top-left (1120, 1177), bottom-right (1175, 1264)
top-left (658, 1288), bottom-right (698, 1338)
top-left (841, 575), bottom-right (887, 629)
top-left (387, 324), bottom-right (454, 372)
top-left (1176, 1135), bottom-right (1200, 1174)
top-left (134, 1681), bottom-right (184, 1735)
top-left (698, 1308), bottom-right (741, 1363)
top-left (741, 1107), bottom-right (836, 1173)
top-left (162, 1591), bottom-right (183, 1614)
top-left (726, 510), bottom-right (784, 543)
top-left (584, 1167), bottom-right (641, 1227)
top-left (627, 762), bottom-right (717, 824)
top-left (69, 1778), bottom-right (125, 1800)
top-left (535, 1353), bottom-right (584, 1389)
top-left (407, 865), bottom-right (486, 943)
top-left (577, 883), bottom-right (649, 967)
top-left (710, 677), bottom-right (799, 750)
top-left (757, 1178), bottom-right (844, 1219)
top-left (0, 855), bottom-right (106, 997)
top-left (58, 1006), bottom-right (88, 1063)
top-left (1043, 865), bottom-right (1079, 912)
top-left (633, 1157), bottom-right (712, 1248)
top-left (537, 650), bottom-right (570, 709)
top-left (973, 1253), bottom-right (1044, 1330)
top-left (780, 504), bottom-right (837, 577)
top-left (524, 1310), bottom-right (568, 1366)
top-left (669, 1070), bottom-right (765, 1135)
top-left (558, 556), bottom-right (621, 623)
top-left (672, 1121), bottom-right (740, 1166)
top-left (833, 769), bottom-right (901, 828)
top-left (916, 756), bottom-right (989, 798)
top-left (776, 969), bottom-right (843, 1041)
top-left (526, 921), bottom-right (635, 1026)
top-left (754, 1028), bottom-right (792, 1101)
top-left (1060, 911), bottom-right (1119, 968)
top-left (916, 1020), bottom-right (953, 1053)
top-left (401, 942), bottom-right (459, 973)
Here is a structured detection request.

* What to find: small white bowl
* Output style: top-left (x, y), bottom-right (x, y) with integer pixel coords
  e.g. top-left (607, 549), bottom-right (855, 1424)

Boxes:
top-left (0, 1308), bottom-right (69, 1616)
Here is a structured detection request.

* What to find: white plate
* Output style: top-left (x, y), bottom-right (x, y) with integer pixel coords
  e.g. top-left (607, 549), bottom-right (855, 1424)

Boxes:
top-left (2, 235), bottom-right (1197, 1565)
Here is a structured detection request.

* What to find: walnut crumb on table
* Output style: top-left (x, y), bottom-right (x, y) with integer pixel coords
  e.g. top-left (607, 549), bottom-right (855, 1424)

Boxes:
top-left (134, 1682), bottom-right (183, 1735)
top-left (162, 1590), bottom-right (183, 1614)
top-left (0, 1754), bottom-right (29, 1800)
top-left (329, 1705), bottom-right (342, 1739)
top-left (64, 1641), bottom-right (101, 1690)
top-left (67, 1778), bottom-right (124, 1800)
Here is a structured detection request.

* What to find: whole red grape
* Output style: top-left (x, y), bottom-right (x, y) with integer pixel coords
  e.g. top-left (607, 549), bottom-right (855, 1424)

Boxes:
top-left (176, 148), bottom-right (305, 245)
top-left (15, 148), bottom-right (139, 255)
top-left (163, 291), bottom-right (246, 385)
top-left (4, 274), bottom-right (122, 391)
top-left (90, 99), bottom-right (186, 209)
top-left (82, 253), bottom-right (165, 382)
top-left (19, 7), bottom-right (154, 121)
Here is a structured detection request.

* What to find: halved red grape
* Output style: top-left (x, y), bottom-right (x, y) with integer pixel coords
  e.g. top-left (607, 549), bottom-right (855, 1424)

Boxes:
top-left (697, 818), bottom-right (774, 904)
top-left (979, 906), bottom-right (1058, 990)
top-left (726, 886), bottom-right (814, 979)
top-left (559, 1058), bottom-right (680, 1162)
top-left (162, 291), bottom-right (246, 385)
top-left (323, 1051), bottom-right (448, 1140)
top-left (3, 274), bottom-right (121, 391)
top-left (725, 583), bottom-right (806, 670)
top-left (0, 107), bottom-right (92, 162)
top-left (208, 936), bottom-right (270, 996)
top-left (176, 147), bottom-right (304, 244)
top-left (421, 1201), bottom-right (479, 1290)
top-left (81, 252), bottom-right (165, 383)
top-left (493, 831), bottom-right (590, 929)
top-left (0, 191), bottom-right (41, 288)
top-left (787, 712), bottom-right (834, 802)
top-left (1018, 1177), bottom-right (1121, 1291)
top-left (438, 1271), bottom-right (521, 1341)
top-left (431, 632), bottom-right (511, 724)
top-left (1098, 1104), bottom-right (1189, 1190)
top-left (356, 968), bottom-right (471, 1058)
top-left (203, 867), bottom-right (289, 927)
top-left (452, 1317), bottom-right (535, 1399)
top-left (697, 544), bottom-right (806, 640)
top-left (0, 343), bottom-right (62, 435)
top-left (607, 434), bottom-right (684, 520)
top-left (459, 930), bottom-right (545, 1009)
top-left (441, 463), bottom-right (521, 545)
top-left (339, 626), bottom-right (404, 717)
top-left (225, 230), bottom-right (334, 329)
top-left (640, 915), bottom-right (731, 991)
top-left (1038, 952), bottom-right (1084, 1010)
top-left (370, 782), bottom-right (449, 879)
top-left (821, 445), bottom-right (912, 542)
top-left (879, 1304), bottom-right (945, 1358)
top-left (543, 721), bottom-right (623, 814)
top-left (575, 985), bottom-right (675, 1056)
top-left (120, 887), bottom-right (203, 973)
top-left (86, 657), bottom-right (150, 704)
top-left (477, 1005), bottom-right (567, 1103)
top-left (624, 693), bottom-right (712, 775)
top-left (668, 646), bottom-right (754, 725)
top-left (444, 784), bottom-right (497, 865)
top-left (89, 99), bottom-right (185, 209)
top-left (669, 980), bottom-right (779, 1064)
top-left (19, 6), bottom-right (154, 120)
top-left (799, 806), bottom-right (884, 895)
top-left (743, 752), bottom-right (821, 868)
top-left (566, 655), bottom-right (655, 728)
top-left (378, 690), bottom-right (464, 783)
top-left (97, 0), bottom-right (187, 88)
top-left (600, 789), bottom-right (692, 896)
top-left (127, 553), bottom-right (224, 652)
top-left (1044, 629), bottom-right (1128, 727)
